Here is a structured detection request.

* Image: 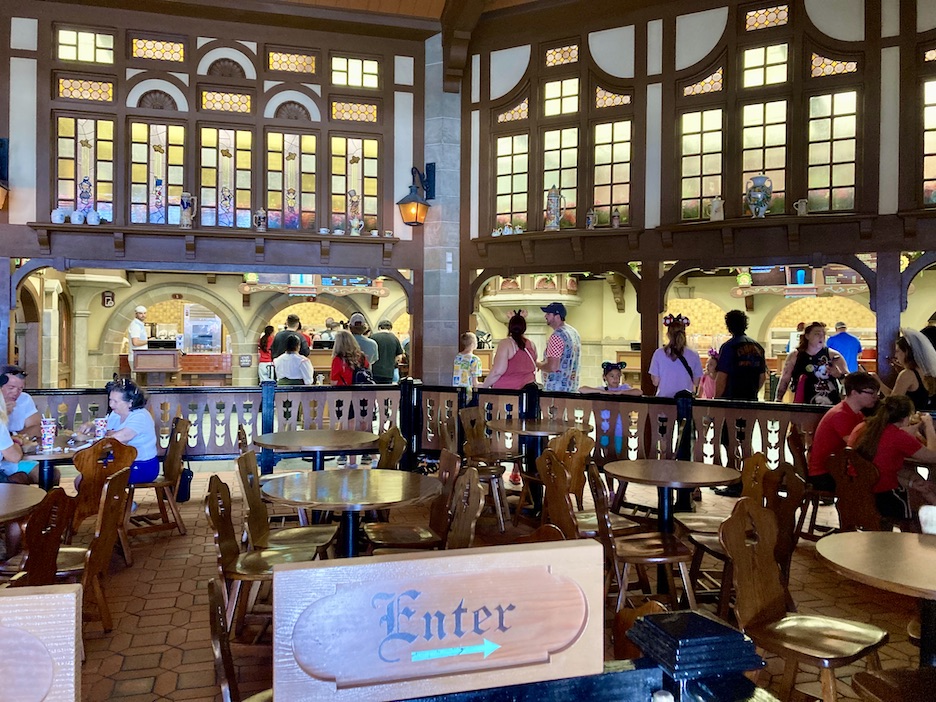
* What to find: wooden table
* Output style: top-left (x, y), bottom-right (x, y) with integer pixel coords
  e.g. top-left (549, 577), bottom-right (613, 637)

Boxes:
top-left (603, 459), bottom-right (741, 533)
top-left (0, 483), bottom-right (45, 555)
top-left (29, 443), bottom-right (87, 490)
top-left (817, 531), bottom-right (936, 667)
top-left (253, 429), bottom-right (379, 471)
top-left (261, 468), bottom-right (441, 557)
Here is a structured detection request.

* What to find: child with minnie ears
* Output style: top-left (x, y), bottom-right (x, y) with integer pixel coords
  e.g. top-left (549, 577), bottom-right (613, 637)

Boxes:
top-left (580, 361), bottom-right (641, 395)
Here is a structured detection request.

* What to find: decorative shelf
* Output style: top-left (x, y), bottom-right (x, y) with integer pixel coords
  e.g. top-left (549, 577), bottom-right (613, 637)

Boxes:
top-left (27, 223), bottom-right (398, 265)
top-left (474, 228), bottom-right (642, 262)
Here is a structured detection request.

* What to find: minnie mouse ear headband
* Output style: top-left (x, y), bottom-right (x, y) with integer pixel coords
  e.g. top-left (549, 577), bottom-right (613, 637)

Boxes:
top-left (663, 313), bottom-right (690, 327)
top-left (707, 348), bottom-right (719, 359)
top-left (511, 309), bottom-right (528, 319)
top-left (601, 361), bottom-right (626, 373)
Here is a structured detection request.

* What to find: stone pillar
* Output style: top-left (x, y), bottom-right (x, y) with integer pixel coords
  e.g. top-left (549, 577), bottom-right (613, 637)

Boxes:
top-left (40, 279), bottom-right (62, 388)
top-left (72, 309), bottom-right (91, 387)
top-left (420, 33), bottom-right (462, 385)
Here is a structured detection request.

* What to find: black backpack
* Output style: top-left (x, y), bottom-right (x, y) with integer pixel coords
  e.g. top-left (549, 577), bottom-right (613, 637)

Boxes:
top-left (353, 364), bottom-right (376, 385)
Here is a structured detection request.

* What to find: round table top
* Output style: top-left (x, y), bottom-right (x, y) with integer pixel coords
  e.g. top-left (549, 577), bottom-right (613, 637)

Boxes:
top-left (253, 429), bottom-right (379, 452)
top-left (603, 459), bottom-right (741, 489)
top-left (261, 468), bottom-right (441, 512)
top-left (817, 531), bottom-right (936, 601)
top-left (486, 418), bottom-right (594, 437)
top-left (0, 484), bottom-right (45, 523)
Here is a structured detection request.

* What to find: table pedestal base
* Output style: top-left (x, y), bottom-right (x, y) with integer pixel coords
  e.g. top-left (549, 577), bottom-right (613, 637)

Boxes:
top-left (922, 598), bottom-right (936, 667)
top-left (336, 511), bottom-right (363, 558)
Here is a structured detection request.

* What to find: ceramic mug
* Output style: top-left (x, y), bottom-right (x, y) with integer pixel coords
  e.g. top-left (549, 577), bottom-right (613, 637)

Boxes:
top-left (793, 198), bottom-right (809, 216)
top-left (86, 210), bottom-right (101, 225)
top-left (51, 208), bottom-right (66, 224)
top-left (370, 230), bottom-right (379, 237)
top-left (334, 229), bottom-right (344, 236)
top-left (70, 210), bottom-right (86, 225)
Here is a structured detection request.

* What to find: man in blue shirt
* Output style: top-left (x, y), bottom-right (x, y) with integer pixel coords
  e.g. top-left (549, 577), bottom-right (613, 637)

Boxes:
top-left (826, 321), bottom-right (862, 372)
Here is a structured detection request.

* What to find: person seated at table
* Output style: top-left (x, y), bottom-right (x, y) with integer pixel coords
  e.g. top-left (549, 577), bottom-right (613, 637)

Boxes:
top-left (77, 378), bottom-right (159, 489)
top-left (580, 361), bottom-right (640, 395)
top-left (0, 365), bottom-right (50, 486)
top-left (873, 328), bottom-right (936, 411)
top-left (847, 394), bottom-right (936, 525)
top-left (0, 400), bottom-right (34, 485)
top-left (807, 371), bottom-right (880, 493)
top-left (331, 330), bottom-right (369, 386)
top-left (274, 334), bottom-right (314, 385)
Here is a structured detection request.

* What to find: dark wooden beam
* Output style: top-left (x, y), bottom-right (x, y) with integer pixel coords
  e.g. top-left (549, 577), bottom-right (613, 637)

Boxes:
top-left (440, 0), bottom-right (484, 92)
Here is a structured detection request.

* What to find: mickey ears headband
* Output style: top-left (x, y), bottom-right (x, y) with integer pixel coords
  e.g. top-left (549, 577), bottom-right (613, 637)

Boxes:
top-left (511, 309), bottom-right (528, 319)
top-left (601, 361), bottom-right (626, 373)
top-left (663, 313), bottom-right (690, 327)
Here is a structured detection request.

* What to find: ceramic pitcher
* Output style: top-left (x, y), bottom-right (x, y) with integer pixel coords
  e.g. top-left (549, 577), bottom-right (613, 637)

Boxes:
top-left (793, 198), bottom-right (809, 216)
top-left (253, 208), bottom-right (267, 232)
top-left (545, 184), bottom-right (567, 231)
top-left (708, 196), bottom-right (725, 221)
top-left (180, 192), bottom-right (198, 229)
top-left (744, 174), bottom-right (772, 218)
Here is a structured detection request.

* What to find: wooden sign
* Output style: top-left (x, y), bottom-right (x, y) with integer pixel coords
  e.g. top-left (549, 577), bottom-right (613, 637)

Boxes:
top-left (274, 541), bottom-right (603, 700)
top-left (0, 584), bottom-right (81, 701)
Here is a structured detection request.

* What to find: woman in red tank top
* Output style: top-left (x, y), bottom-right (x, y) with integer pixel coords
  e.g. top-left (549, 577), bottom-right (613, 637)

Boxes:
top-left (482, 312), bottom-right (538, 390)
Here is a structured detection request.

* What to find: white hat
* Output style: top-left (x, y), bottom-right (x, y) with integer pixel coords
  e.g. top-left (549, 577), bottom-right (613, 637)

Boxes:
top-left (135, 305), bottom-right (147, 314)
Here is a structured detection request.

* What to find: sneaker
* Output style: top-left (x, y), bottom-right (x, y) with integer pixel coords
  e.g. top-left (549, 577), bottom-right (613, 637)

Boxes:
top-left (714, 484), bottom-right (743, 498)
top-left (360, 454), bottom-right (373, 464)
top-left (131, 501), bottom-right (139, 513)
top-left (337, 456), bottom-right (348, 466)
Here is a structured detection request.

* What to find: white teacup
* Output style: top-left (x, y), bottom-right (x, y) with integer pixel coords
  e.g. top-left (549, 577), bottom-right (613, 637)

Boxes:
top-left (70, 210), bottom-right (86, 225)
top-left (370, 230), bottom-right (379, 237)
top-left (318, 227), bottom-right (330, 234)
top-left (334, 229), bottom-right (344, 236)
top-left (86, 210), bottom-right (101, 225)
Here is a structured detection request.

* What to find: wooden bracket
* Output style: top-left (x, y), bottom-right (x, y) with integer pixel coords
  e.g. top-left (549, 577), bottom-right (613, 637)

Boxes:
top-left (787, 223), bottom-right (799, 252)
top-left (570, 236), bottom-right (583, 262)
top-left (475, 239), bottom-right (488, 257)
top-left (381, 240), bottom-right (394, 266)
top-left (36, 228), bottom-right (51, 255)
top-left (113, 231), bottom-right (125, 258)
top-left (660, 229), bottom-right (673, 248)
top-left (721, 227), bottom-right (735, 255)
top-left (902, 216), bottom-right (916, 239)
top-left (627, 230), bottom-right (640, 250)
top-left (320, 238), bottom-right (330, 264)
top-left (520, 238), bottom-right (534, 263)
top-left (185, 234), bottom-right (195, 260)
top-left (255, 236), bottom-right (265, 262)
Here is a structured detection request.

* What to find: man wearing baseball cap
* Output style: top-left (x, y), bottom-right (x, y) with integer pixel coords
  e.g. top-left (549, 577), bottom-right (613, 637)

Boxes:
top-left (0, 365), bottom-right (57, 486)
top-left (128, 305), bottom-right (148, 365)
top-left (349, 312), bottom-right (379, 365)
top-left (538, 302), bottom-right (581, 392)
top-left (826, 320), bottom-right (862, 372)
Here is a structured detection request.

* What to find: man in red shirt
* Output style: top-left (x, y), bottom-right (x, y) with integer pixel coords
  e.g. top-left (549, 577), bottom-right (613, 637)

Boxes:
top-left (807, 371), bottom-right (880, 492)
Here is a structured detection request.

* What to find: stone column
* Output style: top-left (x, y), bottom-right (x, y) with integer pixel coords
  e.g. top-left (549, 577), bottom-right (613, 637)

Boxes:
top-left (40, 280), bottom-right (62, 389)
top-left (420, 33), bottom-right (462, 386)
top-left (72, 309), bottom-right (91, 387)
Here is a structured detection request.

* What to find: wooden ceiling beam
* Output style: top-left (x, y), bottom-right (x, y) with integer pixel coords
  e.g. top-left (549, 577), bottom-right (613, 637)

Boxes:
top-left (440, 0), bottom-right (484, 92)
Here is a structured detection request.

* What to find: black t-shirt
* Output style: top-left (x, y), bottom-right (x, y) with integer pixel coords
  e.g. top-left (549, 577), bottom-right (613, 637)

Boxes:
top-left (716, 334), bottom-right (766, 400)
top-left (270, 329), bottom-right (310, 358)
top-left (371, 331), bottom-right (403, 381)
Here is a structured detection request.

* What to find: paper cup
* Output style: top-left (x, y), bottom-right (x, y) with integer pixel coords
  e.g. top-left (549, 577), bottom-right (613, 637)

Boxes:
top-left (94, 418), bottom-right (108, 439)
top-left (40, 417), bottom-right (56, 451)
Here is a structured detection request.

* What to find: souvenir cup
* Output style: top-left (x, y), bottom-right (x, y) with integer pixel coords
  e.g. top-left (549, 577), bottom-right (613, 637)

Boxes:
top-left (94, 417), bottom-right (108, 439)
top-left (40, 416), bottom-right (56, 452)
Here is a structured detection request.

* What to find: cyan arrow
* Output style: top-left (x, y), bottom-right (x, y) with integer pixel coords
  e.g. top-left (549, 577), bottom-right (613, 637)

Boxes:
top-left (411, 638), bottom-right (501, 662)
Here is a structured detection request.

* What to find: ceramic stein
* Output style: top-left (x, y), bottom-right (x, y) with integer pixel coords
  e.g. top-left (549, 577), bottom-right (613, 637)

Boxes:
top-left (793, 198), bottom-right (809, 216)
top-left (180, 191), bottom-right (198, 229)
top-left (70, 210), bottom-right (85, 225)
top-left (86, 210), bottom-right (101, 225)
top-left (51, 208), bottom-right (66, 224)
top-left (253, 208), bottom-right (267, 232)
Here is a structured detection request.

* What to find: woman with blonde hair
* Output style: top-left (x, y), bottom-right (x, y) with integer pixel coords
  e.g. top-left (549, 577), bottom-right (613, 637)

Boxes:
top-left (649, 314), bottom-right (703, 398)
top-left (875, 328), bottom-right (936, 411)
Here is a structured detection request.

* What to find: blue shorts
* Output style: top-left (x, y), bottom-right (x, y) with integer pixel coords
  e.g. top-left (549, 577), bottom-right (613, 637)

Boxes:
top-left (130, 457), bottom-right (160, 484)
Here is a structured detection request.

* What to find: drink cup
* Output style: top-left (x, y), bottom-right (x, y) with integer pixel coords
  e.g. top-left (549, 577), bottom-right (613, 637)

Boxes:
top-left (40, 417), bottom-right (56, 452)
top-left (94, 418), bottom-right (108, 439)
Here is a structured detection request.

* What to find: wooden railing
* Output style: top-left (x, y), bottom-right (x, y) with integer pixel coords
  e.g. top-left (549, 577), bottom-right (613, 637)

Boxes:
top-left (26, 382), bottom-right (827, 473)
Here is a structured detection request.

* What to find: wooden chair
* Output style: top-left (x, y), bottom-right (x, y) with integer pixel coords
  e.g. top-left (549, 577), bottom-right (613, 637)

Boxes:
top-left (125, 416), bottom-right (190, 539)
top-left (613, 599), bottom-right (669, 660)
top-left (208, 578), bottom-right (273, 702)
top-left (459, 406), bottom-right (519, 532)
top-left (235, 452), bottom-right (337, 558)
top-left (535, 448), bottom-right (580, 540)
top-left (68, 437), bottom-right (136, 566)
top-left (364, 449), bottom-right (461, 551)
top-left (516, 524), bottom-right (566, 543)
top-left (444, 466), bottom-right (484, 549)
top-left (236, 424), bottom-right (251, 454)
top-left (375, 425), bottom-right (407, 469)
top-left (789, 424), bottom-right (836, 541)
top-left (852, 668), bottom-right (936, 702)
top-left (719, 497), bottom-right (888, 702)
top-left (4, 487), bottom-right (76, 588)
top-left (205, 475), bottom-right (312, 629)
top-left (835, 449), bottom-right (883, 532)
top-left (551, 428), bottom-right (595, 510)
top-left (587, 462), bottom-right (695, 612)
top-left (676, 452), bottom-right (769, 535)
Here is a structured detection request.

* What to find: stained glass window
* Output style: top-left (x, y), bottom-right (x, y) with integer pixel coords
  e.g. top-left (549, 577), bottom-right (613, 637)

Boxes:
top-left (330, 101), bottom-right (378, 122)
top-left (200, 127), bottom-right (252, 228)
top-left (267, 132), bottom-right (316, 230)
top-left (330, 136), bottom-right (378, 231)
top-left (332, 56), bottom-right (379, 88)
top-left (544, 78), bottom-right (579, 117)
top-left (743, 44), bottom-right (788, 87)
top-left (681, 109), bottom-right (723, 220)
top-left (57, 29), bottom-right (114, 63)
top-left (923, 81), bottom-right (936, 206)
top-left (810, 54), bottom-right (858, 78)
top-left (595, 87), bottom-right (631, 108)
top-left (130, 122), bottom-right (185, 224)
top-left (495, 134), bottom-right (529, 229)
top-left (58, 78), bottom-right (113, 102)
top-left (683, 68), bottom-right (724, 97)
top-left (497, 98), bottom-right (529, 123)
top-left (201, 91), bottom-right (251, 113)
top-left (543, 127), bottom-right (578, 227)
top-left (745, 5), bottom-right (789, 31)
top-left (807, 91), bottom-right (857, 211)
top-left (269, 51), bottom-right (315, 74)
top-left (56, 115), bottom-right (114, 221)
top-left (131, 38), bottom-right (184, 62)
top-left (545, 45), bottom-right (578, 67)
top-left (593, 121), bottom-right (631, 225)
top-left (742, 100), bottom-right (787, 213)
top-left (927, 49), bottom-right (936, 63)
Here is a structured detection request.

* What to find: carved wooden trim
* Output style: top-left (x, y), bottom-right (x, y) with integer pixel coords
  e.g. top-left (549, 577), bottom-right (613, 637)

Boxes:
top-left (786, 223), bottom-right (798, 252)
top-left (660, 229), bottom-right (673, 248)
top-left (36, 228), bottom-right (50, 255)
top-left (520, 238), bottom-right (534, 263)
top-left (255, 236), bottom-right (265, 262)
top-left (114, 231), bottom-right (125, 257)
top-left (320, 238), bottom-right (331, 264)
top-left (381, 240), bottom-right (394, 265)
top-left (570, 235), bottom-right (583, 261)
top-left (185, 234), bottom-right (196, 259)
top-left (627, 231), bottom-right (640, 250)
top-left (721, 226), bottom-right (734, 254)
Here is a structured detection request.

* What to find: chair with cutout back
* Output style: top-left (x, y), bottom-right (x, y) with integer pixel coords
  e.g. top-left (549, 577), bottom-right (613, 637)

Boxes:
top-left (459, 406), bottom-right (518, 532)
top-left (3, 487), bottom-right (76, 588)
top-left (834, 449), bottom-right (882, 532)
top-left (444, 466), bottom-right (484, 550)
top-left (208, 578), bottom-right (273, 702)
top-left (125, 416), bottom-right (190, 539)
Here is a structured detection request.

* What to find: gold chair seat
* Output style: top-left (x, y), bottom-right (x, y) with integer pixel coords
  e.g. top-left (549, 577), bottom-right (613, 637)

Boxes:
top-left (362, 523), bottom-right (442, 550)
top-left (675, 514), bottom-right (724, 534)
top-left (465, 453), bottom-right (521, 467)
top-left (228, 546), bottom-right (314, 581)
top-left (1, 545), bottom-right (87, 576)
top-left (748, 614), bottom-right (888, 666)
top-left (687, 531), bottom-right (726, 558)
top-left (575, 510), bottom-right (642, 538)
top-left (244, 691), bottom-right (273, 702)
top-left (256, 524), bottom-right (338, 550)
top-left (612, 532), bottom-right (694, 564)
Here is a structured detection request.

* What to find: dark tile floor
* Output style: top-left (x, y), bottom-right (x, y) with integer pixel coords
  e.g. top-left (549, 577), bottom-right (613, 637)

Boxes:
top-left (35, 460), bottom-right (920, 701)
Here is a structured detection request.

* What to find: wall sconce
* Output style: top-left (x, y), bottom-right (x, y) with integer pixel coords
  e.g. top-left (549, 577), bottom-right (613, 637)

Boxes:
top-left (397, 164), bottom-right (435, 226)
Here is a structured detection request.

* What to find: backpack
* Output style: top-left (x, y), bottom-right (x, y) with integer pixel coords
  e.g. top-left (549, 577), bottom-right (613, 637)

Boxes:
top-left (353, 364), bottom-right (376, 385)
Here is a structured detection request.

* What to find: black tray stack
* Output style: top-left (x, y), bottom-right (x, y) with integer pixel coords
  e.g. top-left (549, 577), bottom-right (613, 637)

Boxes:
top-left (627, 610), bottom-right (764, 682)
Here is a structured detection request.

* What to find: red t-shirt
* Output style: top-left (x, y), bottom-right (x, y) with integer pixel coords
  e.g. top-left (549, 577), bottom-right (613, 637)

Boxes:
top-left (847, 422), bottom-right (923, 492)
top-left (808, 401), bottom-right (863, 476)
top-left (258, 336), bottom-right (273, 363)
top-left (331, 354), bottom-right (368, 386)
